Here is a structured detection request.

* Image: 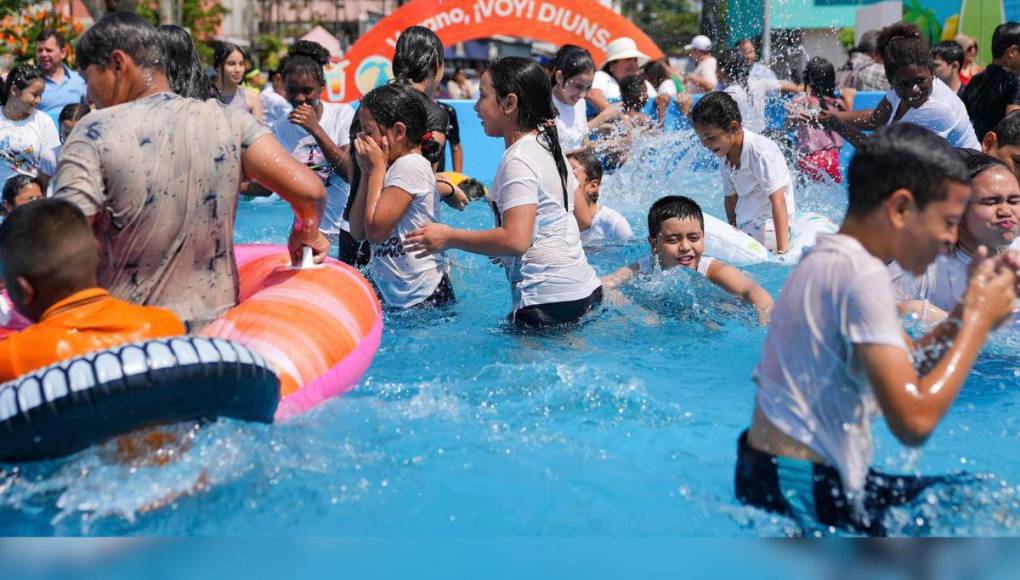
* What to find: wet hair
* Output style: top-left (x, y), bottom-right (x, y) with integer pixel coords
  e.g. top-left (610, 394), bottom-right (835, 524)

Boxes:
top-left (571, 148), bottom-right (603, 184)
top-left (213, 41), bottom-right (246, 78)
top-left (932, 40), bottom-right (964, 68)
top-left (619, 74), bottom-right (647, 112)
top-left (552, 46), bottom-right (595, 82)
top-left (643, 59), bottom-right (671, 89)
top-left (991, 111), bottom-right (1020, 146)
top-left (76, 12), bottom-right (165, 73)
top-left (160, 25), bottom-right (219, 100)
top-left (0, 63), bottom-right (44, 106)
top-left (360, 83), bottom-right (441, 164)
top-left (36, 29), bottom-right (66, 49)
top-left (847, 123), bottom-right (969, 216)
top-left (549, 44), bottom-right (582, 75)
top-left (991, 22), bottom-right (1020, 59)
top-left (803, 57), bottom-right (836, 98)
top-left (878, 22), bottom-right (933, 80)
top-left (955, 148), bottom-right (1008, 179)
top-left (283, 40), bottom-right (329, 86)
top-left (487, 56), bottom-right (571, 209)
top-left (718, 48), bottom-right (750, 87)
top-left (0, 198), bottom-right (97, 298)
top-left (2, 175), bottom-right (40, 212)
top-left (393, 26), bottom-right (444, 84)
top-left (648, 195), bottom-right (704, 238)
top-left (459, 178), bottom-right (487, 201)
top-left (690, 90), bottom-right (742, 128)
top-left (58, 103), bottom-right (90, 125)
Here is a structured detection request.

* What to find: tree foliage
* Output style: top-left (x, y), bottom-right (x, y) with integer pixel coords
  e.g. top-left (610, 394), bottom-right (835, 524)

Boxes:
top-left (618, 0), bottom-right (701, 53)
top-left (137, 0), bottom-right (229, 61)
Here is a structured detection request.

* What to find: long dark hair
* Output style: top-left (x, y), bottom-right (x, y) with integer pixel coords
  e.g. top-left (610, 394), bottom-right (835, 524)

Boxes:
top-left (213, 41), bottom-right (246, 81)
top-left (283, 39), bottom-right (329, 86)
top-left (160, 24), bottom-right (219, 100)
top-left (488, 56), bottom-right (570, 209)
top-left (803, 56), bottom-right (836, 99)
top-left (360, 83), bottom-right (442, 164)
top-left (392, 26), bottom-right (444, 85)
top-left (1, 64), bottom-right (44, 107)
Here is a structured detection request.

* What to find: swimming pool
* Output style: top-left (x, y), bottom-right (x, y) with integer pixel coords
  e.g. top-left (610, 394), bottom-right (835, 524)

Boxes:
top-left (2, 130), bottom-right (1020, 537)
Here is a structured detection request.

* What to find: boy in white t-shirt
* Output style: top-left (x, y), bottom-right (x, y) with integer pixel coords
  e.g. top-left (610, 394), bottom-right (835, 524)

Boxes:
top-left (569, 148), bottom-right (633, 245)
top-left (891, 150), bottom-right (1020, 323)
top-left (740, 124), bottom-right (1018, 535)
top-left (602, 195), bottom-right (773, 324)
top-left (691, 92), bottom-right (795, 255)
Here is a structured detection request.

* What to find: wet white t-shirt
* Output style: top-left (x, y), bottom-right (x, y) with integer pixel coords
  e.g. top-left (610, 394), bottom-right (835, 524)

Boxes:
top-left (885, 78), bottom-right (979, 149)
top-left (272, 101), bottom-right (355, 234)
top-left (492, 133), bottom-right (601, 309)
top-left (720, 129), bottom-right (796, 242)
top-left (553, 94), bottom-right (588, 153)
top-left (754, 234), bottom-right (908, 495)
top-left (637, 254), bottom-right (714, 276)
top-left (889, 249), bottom-right (970, 313)
top-left (369, 153), bottom-right (445, 308)
top-left (0, 109), bottom-right (60, 189)
top-left (581, 206), bottom-right (634, 245)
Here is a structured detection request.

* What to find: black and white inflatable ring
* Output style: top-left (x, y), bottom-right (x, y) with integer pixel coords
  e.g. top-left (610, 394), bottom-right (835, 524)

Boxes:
top-left (0, 337), bottom-right (280, 462)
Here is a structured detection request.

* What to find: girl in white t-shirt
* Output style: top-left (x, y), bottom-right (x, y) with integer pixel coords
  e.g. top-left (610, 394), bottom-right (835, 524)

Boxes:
top-left (405, 57), bottom-right (603, 328)
top-left (819, 23), bottom-right (980, 150)
top-left (892, 151), bottom-right (1020, 322)
top-left (550, 47), bottom-right (620, 154)
top-left (268, 41), bottom-right (358, 261)
top-left (348, 83), bottom-right (452, 309)
top-left (0, 65), bottom-right (60, 193)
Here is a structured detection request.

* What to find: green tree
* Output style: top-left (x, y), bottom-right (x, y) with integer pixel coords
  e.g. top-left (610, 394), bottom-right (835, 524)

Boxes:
top-left (619, 0), bottom-right (701, 53)
top-left (137, 0), bottom-right (228, 61)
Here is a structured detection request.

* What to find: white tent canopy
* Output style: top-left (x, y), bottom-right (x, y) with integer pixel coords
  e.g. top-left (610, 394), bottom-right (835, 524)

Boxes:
top-left (301, 25), bottom-right (342, 58)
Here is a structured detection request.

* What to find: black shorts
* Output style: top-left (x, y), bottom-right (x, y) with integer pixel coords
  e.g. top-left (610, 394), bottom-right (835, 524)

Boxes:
top-left (415, 273), bottom-right (456, 309)
top-left (734, 431), bottom-right (968, 536)
top-left (337, 229), bottom-right (371, 268)
top-left (509, 286), bottom-right (603, 329)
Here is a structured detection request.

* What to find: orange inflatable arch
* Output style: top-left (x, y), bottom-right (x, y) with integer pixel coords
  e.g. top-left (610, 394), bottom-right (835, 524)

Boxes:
top-left (325, 0), bottom-right (664, 102)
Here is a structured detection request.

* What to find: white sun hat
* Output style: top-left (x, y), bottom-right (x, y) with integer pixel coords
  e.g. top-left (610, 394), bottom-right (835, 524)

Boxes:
top-left (603, 37), bottom-right (651, 66)
top-left (684, 35), bottom-right (713, 52)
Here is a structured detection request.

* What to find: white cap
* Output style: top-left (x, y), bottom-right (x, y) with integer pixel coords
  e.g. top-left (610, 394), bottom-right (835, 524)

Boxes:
top-left (684, 35), bottom-right (713, 52)
top-left (603, 37), bottom-right (651, 67)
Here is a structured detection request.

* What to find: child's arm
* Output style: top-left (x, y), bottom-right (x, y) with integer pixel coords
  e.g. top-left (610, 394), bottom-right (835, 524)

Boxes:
top-left (769, 189), bottom-right (790, 255)
top-left (724, 193), bottom-right (738, 227)
top-left (858, 253), bottom-right (1016, 446)
top-left (705, 260), bottom-right (774, 325)
top-left (350, 135), bottom-right (413, 244)
top-left (573, 183), bottom-right (593, 231)
top-left (601, 262), bottom-right (640, 291)
top-left (404, 204), bottom-right (537, 258)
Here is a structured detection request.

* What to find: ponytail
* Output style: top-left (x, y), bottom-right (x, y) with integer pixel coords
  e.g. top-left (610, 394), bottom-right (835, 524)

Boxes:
top-left (419, 129), bottom-right (442, 165)
top-left (538, 122), bottom-right (570, 210)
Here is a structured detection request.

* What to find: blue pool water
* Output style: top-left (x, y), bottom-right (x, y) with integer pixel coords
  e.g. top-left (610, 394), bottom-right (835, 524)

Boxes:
top-left (3, 130), bottom-right (1020, 537)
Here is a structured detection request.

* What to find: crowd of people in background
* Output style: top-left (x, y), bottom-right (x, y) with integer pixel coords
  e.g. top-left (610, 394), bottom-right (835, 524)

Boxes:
top-left (4, 10), bottom-right (1020, 536)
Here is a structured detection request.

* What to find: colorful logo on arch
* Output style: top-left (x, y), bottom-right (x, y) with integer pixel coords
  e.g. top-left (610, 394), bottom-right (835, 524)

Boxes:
top-left (355, 56), bottom-right (394, 96)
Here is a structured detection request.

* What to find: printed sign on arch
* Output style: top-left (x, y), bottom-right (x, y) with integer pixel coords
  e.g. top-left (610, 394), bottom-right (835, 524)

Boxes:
top-left (325, 0), bottom-right (665, 102)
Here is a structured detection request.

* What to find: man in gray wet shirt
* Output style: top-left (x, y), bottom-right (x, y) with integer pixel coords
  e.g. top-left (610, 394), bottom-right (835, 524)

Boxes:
top-left (54, 13), bottom-right (329, 330)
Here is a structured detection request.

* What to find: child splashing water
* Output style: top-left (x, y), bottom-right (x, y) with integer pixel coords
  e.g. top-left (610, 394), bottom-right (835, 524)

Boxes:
top-left (348, 83), bottom-right (453, 309)
top-left (691, 92), bottom-right (795, 256)
top-left (602, 195), bottom-right (772, 324)
top-left (892, 150), bottom-right (1020, 323)
top-left (739, 124), bottom-right (1019, 536)
top-left (405, 57), bottom-right (602, 329)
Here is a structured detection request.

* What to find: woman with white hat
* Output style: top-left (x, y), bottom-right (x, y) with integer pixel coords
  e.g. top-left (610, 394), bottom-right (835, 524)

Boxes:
top-left (589, 37), bottom-right (651, 114)
top-left (684, 35), bottom-right (718, 94)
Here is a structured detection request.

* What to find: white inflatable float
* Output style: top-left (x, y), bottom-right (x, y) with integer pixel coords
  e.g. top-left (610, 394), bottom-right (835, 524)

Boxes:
top-left (703, 212), bottom-right (838, 266)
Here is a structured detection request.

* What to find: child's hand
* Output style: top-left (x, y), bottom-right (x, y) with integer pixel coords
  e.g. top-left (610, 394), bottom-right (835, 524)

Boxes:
top-left (288, 104), bottom-right (321, 134)
top-left (441, 184), bottom-right (469, 211)
top-left (404, 223), bottom-right (453, 258)
top-left (353, 133), bottom-right (388, 172)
